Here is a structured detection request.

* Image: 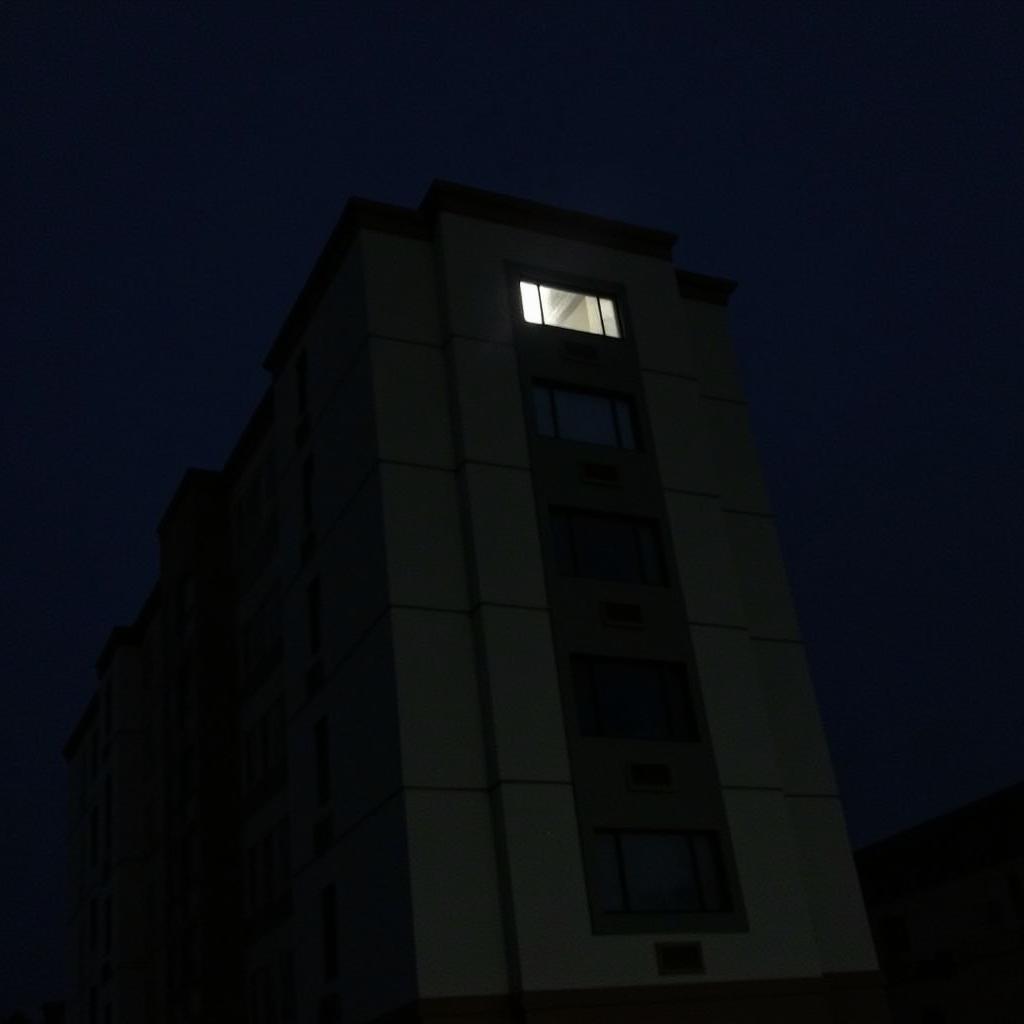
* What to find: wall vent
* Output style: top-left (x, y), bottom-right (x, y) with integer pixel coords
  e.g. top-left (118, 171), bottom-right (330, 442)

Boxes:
top-left (601, 602), bottom-right (644, 627)
top-left (581, 462), bottom-right (621, 485)
top-left (627, 762), bottom-right (673, 790)
top-left (655, 941), bottom-right (704, 975)
top-left (561, 339), bottom-right (599, 362)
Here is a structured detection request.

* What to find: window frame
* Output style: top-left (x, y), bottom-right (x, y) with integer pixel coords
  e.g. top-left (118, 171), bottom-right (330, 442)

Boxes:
top-left (518, 279), bottom-right (623, 338)
top-left (594, 829), bottom-right (732, 915)
top-left (549, 506), bottom-right (668, 586)
top-left (531, 380), bottom-right (641, 451)
top-left (571, 655), bottom-right (699, 742)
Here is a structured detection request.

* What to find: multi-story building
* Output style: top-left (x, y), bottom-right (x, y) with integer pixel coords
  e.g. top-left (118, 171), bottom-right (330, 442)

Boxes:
top-left (857, 783), bottom-right (1024, 1023)
top-left (64, 180), bottom-right (888, 1023)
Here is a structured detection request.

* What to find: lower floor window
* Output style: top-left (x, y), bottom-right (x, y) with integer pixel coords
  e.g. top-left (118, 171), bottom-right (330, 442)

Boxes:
top-left (595, 830), bottom-right (730, 913)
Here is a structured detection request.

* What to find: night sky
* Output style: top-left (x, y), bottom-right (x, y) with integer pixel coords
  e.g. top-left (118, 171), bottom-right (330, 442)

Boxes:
top-left (4, 3), bottom-right (1023, 1013)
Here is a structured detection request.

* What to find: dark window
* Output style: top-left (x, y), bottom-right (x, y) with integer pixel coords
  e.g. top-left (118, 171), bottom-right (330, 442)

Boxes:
top-left (103, 775), bottom-right (113, 853)
top-left (1008, 871), bottom-right (1024, 921)
top-left (296, 351), bottom-right (308, 417)
top-left (314, 717), bottom-right (331, 805)
top-left (280, 949), bottom-right (296, 1021)
top-left (103, 895), bottom-right (112, 955)
top-left (306, 578), bottom-right (321, 655)
top-left (103, 679), bottom-right (112, 738)
top-left (533, 383), bottom-right (637, 449)
top-left (878, 914), bottom-right (911, 957)
top-left (302, 456), bottom-right (314, 528)
top-left (595, 830), bottom-right (730, 914)
top-left (550, 508), bottom-right (666, 584)
top-left (321, 883), bottom-right (338, 980)
top-left (178, 575), bottom-right (195, 637)
top-left (572, 656), bottom-right (697, 741)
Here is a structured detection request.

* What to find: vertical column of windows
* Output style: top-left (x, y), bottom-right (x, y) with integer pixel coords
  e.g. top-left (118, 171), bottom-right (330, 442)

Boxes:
top-left (515, 273), bottom-right (741, 933)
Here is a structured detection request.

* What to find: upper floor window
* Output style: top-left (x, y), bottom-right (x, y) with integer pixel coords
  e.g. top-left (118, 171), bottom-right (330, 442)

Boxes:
top-left (550, 507), bottom-right (667, 585)
top-left (595, 830), bottom-right (730, 914)
top-left (533, 383), bottom-right (638, 449)
top-left (519, 281), bottom-right (621, 338)
top-left (572, 656), bottom-right (697, 741)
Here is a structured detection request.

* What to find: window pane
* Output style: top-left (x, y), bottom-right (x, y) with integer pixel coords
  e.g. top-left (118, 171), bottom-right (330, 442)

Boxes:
top-left (621, 834), bottom-right (701, 912)
top-left (595, 833), bottom-right (625, 911)
top-left (570, 514), bottom-right (644, 582)
top-left (612, 399), bottom-right (636, 449)
top-left (520, 281), bottom-right (543, 324)
top-left (636, 523), bottom-right (666, 584)
top-left (549, 510), bottom-right (576, 574)
top-left (539, 285), bottom-right (604, 335)
top-left (552, 389), bottom-right (619, 446)
top-left (691, 833), bottom-right (730, 911)
top-left (532, 386), bottom-right (556, 437)
top-left (571, 659), bottom-right (601, 736)
top-left (589, 660), bottom-right (673, 739)
top-left (599, 297), bottom-right (621, 337)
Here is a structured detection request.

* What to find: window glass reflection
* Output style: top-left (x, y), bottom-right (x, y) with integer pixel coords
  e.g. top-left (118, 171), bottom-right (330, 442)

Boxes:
top-left (519, 280), bottom-right (621, 338)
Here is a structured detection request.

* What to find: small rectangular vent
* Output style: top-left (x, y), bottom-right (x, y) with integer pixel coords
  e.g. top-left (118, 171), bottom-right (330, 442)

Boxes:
top-left (655, 941), bottom-right (704, 975)
top-left (581, 462), bottom-right (621, 485)
top-left (561, 339), bottom-right (599, 362)
top-left (601, 602), bottom-right (644, 627)
top-left (628, 763), bottom-right (673, 790)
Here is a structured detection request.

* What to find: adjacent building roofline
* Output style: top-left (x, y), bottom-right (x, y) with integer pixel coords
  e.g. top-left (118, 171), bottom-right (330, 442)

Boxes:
top-left (676, 268), bottom-right (738, 306)
top-left (62, 691), bottom-right (99, 761)
top-left (263, 180), bottom-right (681, 372)
top-left (223, 388), bottom-right (274, 485)
top-left (857, 780), bottom-right (1024, 860)
top-left (156, 467), bottom-right (223, 537)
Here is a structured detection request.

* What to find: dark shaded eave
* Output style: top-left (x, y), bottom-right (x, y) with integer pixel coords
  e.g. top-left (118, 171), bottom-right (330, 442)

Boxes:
top-left (263, 180), bottom-right (680, 373)
top-left (676, 268), bottom-right (738, 306)
top-left (62, 691), bottom-right (99, 761)
top-left (422, 179), bottom-right (678, 261)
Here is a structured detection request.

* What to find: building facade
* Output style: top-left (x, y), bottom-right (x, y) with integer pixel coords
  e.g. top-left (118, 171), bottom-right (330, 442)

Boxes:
top-left (857, 783), bottom-right (1024, 1023)
top-left (64, 181), bottom-right (887, 1023)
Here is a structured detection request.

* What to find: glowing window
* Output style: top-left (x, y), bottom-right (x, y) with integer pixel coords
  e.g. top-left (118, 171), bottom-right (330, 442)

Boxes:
top-left (519, 281), bottom-right (621, 338)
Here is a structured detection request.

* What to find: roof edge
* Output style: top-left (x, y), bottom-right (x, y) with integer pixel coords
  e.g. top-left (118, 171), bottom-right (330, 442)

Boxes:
top-left (676, 268), bottom-right (738, 306)
top-left (422, 180), bottom-right (678, 260)
top-left (263, 181), bottom-right (680, 373)
top-left (62, 692), bottom-right (99, 761)
top-left (156, 467), bottom-right (223, 537)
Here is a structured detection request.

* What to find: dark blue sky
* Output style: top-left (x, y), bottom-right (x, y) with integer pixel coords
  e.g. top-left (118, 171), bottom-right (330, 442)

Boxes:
top-left (4, 3), bottom-right (1023, 1013)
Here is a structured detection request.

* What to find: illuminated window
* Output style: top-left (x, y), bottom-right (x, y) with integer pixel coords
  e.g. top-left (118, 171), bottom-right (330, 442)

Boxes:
top-left (595, 830), bottom-right (730, 913)
top-left (519, 281), bottom-right (621, 337)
